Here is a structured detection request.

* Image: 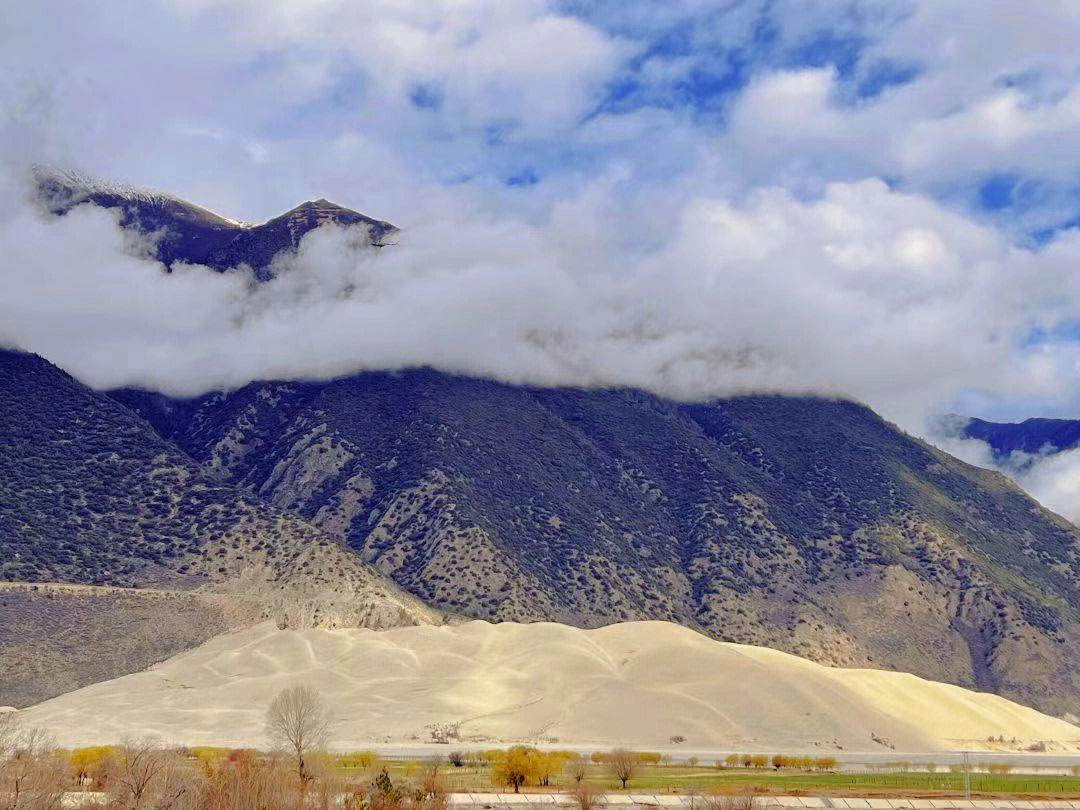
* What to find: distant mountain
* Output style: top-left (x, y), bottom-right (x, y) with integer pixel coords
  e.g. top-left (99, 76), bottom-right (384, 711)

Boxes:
top-left (0, 349), bottom-right (435, 707)
top-left (34, 169), bottom-right (395, 278)
top-left (957, 415), bottom-right (1080, 461)
top-left (113, 372), bottom-right (1080, 717)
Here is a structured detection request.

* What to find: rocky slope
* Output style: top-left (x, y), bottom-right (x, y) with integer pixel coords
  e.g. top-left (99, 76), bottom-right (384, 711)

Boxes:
top-left (0, 349), bottom-right (437, 706)
top-left (113, 372), bottom-right (1080, 718)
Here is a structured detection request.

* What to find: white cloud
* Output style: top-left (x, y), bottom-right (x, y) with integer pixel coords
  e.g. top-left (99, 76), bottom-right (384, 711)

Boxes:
top-left (216, 0), bottom-right (629, 134)
top-left (719, 1), bottom-right (1080, 196)
top-left (6, 173), bottom-right (1080, 438)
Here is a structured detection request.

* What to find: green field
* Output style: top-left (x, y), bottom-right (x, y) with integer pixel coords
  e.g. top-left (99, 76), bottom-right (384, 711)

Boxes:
top-left (343, 762), bottom-right (1080, 797)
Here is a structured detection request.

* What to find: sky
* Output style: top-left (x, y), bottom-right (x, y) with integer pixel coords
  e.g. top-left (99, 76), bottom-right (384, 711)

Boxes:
top-left (6, 1), bottom-right (1080, 509)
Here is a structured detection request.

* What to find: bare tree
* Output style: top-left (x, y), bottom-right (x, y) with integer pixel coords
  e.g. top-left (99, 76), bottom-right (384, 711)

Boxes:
top-left (420, 763), bottom-right (448, 810)
top-left (701, 793), bottom-right (756, 810)
top-left (607, 748), bottom-right (637, 789)
top-left (115, 737), bottom-right (169, 809)
top-left (572, 782), bottom-right (598, 810)
top-left (265, 684), bottom-right (333, 784)
top-left (1, 725), bottom-right (67, 810)
top-left (151, 750), bottom-right (194, 810)
top-left (0, 712), bottom-right (19, 758)
top-left (566, 757), bottom-right (588, 785)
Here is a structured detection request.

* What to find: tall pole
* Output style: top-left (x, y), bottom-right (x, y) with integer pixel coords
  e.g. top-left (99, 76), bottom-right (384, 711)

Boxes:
top-left (963, 751), bottom-right (970, 800)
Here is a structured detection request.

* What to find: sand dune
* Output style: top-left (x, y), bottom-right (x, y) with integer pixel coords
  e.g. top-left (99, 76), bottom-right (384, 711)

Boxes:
top-left (17, 620), bottom-right (1080, 752)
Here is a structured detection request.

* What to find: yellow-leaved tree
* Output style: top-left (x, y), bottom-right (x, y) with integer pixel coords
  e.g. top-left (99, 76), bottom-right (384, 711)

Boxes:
top-left (492, 746), bottom-right (541, 793)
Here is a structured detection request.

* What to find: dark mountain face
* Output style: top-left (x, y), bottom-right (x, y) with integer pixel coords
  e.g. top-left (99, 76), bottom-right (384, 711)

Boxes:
top-left (208, 199), bottom-right (396, 275)
top-left (1, 349), bottom-right (325, 588)
top-left (35, 171), bottom-right (395, 278)
top-left (0, 349), bottom-right (434, 706)
top-left (113, 371), bottom-right (1080, 716)
top-left (960, 415), bottom-right (1080, 460)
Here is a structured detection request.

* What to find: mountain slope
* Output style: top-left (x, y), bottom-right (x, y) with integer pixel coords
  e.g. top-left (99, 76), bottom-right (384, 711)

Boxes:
top-left (0, 349), bottom-right (436, 706)
top-left (35, 169), bottom-right (395, 277)
top-left (113, 372), bottom-right (1080, 717)
top-left (20, 620), bottom-right (1080, 751)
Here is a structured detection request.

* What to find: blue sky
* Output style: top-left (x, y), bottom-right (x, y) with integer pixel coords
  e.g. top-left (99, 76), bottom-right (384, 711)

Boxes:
top-left (8, 0), bottom-right (1077, 238)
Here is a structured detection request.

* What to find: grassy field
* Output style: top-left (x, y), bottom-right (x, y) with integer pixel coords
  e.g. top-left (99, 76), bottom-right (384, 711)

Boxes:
top-left (343, 762), bottom-right (1080, 797)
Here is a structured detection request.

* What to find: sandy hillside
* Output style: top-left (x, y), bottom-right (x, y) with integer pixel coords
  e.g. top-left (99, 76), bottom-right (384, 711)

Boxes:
top-left (17, 620), bottom-right (1080, 752)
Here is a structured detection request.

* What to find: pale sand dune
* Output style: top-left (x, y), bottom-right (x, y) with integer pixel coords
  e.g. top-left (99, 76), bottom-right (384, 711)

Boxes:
top-left (17, 620), bottom-right (1080, 752)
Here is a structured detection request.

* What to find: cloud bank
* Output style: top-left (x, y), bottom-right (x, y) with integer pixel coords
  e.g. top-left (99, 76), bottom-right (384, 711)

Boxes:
top-left (5, 174), bottom-right (1080, 438)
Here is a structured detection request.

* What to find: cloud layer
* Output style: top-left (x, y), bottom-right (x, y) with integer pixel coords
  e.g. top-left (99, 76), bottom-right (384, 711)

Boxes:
top-left (5, 175), bottom-right (1080, 437)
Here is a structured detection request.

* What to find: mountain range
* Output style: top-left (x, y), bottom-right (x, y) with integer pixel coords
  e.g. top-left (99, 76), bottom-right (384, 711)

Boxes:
top-left (2, 175), bottom-right (1079, 720)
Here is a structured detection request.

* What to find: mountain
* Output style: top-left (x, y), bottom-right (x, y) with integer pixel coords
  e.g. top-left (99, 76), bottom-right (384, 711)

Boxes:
top-left (958, 415), bottom-right (1080, 461)
top-left (0, 349), bottom-right (435, 707)
top-left (34, 169), bottom-right (396, 278)
top-left (112, 373), bottom-right (1080, 718)
top-left (14, 180), bottom-right (1080, 719)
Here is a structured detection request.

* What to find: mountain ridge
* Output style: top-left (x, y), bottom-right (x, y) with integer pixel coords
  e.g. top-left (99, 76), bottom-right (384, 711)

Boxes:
top-left (34, 168), bottom-right (396, 278)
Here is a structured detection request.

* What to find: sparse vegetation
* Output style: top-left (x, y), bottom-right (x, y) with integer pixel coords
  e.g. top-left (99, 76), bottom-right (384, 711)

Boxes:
top-left (4, 724), bottom-right (1080, 808)
top-left (571, 782), bottom-right (598, 810)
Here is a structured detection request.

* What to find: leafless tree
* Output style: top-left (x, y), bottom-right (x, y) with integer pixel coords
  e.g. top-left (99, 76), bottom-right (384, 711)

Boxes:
top-left (607, 748), bottom-right (637, 789)
top-left (566, 757), bottom-right (588, 785)
top-left (115, 737), bottom-right (169, 809)
top-left (701, 793), bottom-right (756, 810)
top-left (265, 684), bottom-right (333, 784)
top-left (0, 725), bottom-right (67, 810)
top-left (150, 750), bottom-right (195, 810)
top-left (0, 712), bottom-right (18, 758)
top-left (572, 782), bottom-right (598, 810)
top-left (420, 763), bottom-right (448, 810)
